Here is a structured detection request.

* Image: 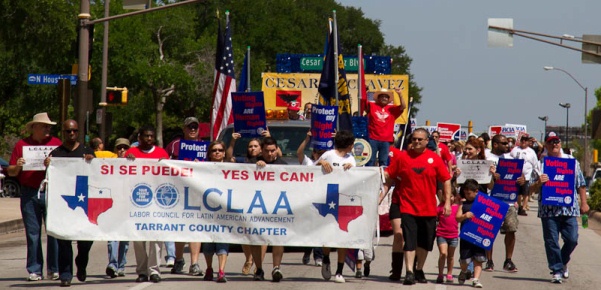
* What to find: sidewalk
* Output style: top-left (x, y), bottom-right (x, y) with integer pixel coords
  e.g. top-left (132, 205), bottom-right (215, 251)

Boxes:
top-left (0, 197), bottom-right (22, 235)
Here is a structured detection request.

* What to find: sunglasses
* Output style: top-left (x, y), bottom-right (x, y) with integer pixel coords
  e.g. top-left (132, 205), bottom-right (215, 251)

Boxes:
top-left (547, 139), bottom-right (561, 145)
top-left (412, 137), bottom-right (425, 142)
top-left (211, 148), bottom-right (224, 153)
top-left (63, 129), bottom-right (78, 133)
top-left (187, 124), bottom-right (199, 130)
top-left (116, 145), bottom-right (129, 151)
top-left (499, 142), bottom-right (509, 145)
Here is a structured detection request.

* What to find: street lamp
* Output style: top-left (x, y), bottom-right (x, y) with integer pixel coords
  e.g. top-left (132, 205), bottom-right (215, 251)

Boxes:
top-left (544, 66), bottom-right (589, 176)
top-left (538, 116), bottom-right (548, 139)
top-left (559, 103), bottom-right (571, 146)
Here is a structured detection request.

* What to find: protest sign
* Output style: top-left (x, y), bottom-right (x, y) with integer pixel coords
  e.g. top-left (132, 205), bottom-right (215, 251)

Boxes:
top-left (456, 159), bottom-right (493, 184)
top-left (460, 193), bottom-right (509, 251)
top-left (232, 92), bottom-right (267, 138)
top-left (178, 140), bottom-right (210, 161)
top-left (436, 122), bottom-right (461, 142)
top-left (541, 157), bottom-right (576, 206)
top-left (311, 105), bottom-right (337, 150)
top-left (490, 159), bottom-right (524, 203)
top-left (23, 145), bottom-right (58, 171)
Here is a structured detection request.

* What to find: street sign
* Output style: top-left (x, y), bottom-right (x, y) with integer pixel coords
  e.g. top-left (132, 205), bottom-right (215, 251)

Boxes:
top-left (27, 74), bottom-right (77, 86)
top-left (300, 57), bottom-right (364, 71)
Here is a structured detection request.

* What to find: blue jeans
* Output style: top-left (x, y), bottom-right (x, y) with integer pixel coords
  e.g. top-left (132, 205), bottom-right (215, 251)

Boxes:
top-left (541, 216), bottom-right (579, 274)
top-left (107, 241), bottom-right (129, 272)
top-left (367, 140), bottom-right (390, 167)
top-left (164, 241), bottom-right (175, 262)
top-left (303, 247), bottom-right (324, 260)
top-left (20, 186), bottom-right (58, 275)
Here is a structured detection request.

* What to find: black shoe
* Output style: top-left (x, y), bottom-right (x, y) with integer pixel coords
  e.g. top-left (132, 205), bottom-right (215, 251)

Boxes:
top-left (60, 280), bottom-right (71, 287)
top-left (364, 262), bottom-right (371, 277)
top-left (518, 209), bottom-right (528, 216)
top-left (106, 267), bottom-right (117, 278)
top-left (135, 274), bottom-right (148, 282)
top-left (76, 269), bottom-right (86, 282)
top-left (171, 259), bottom-right (185, 274)
top-left (415, 269), bottom-right (427, 283)
top-left (466, 270), bottom-right (472, 280)
top-left (403, 271), bottom-right (415, 285)
top-left (253, 268), bottom-right (265, 281)
top-left (149, 274), bottom-right (161, 283)
top-left (484, 260), bottom-right (494, 272)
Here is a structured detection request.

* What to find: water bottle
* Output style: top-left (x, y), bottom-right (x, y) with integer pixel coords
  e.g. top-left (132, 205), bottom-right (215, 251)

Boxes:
top-left (581, 214), bottom-right (589, 229)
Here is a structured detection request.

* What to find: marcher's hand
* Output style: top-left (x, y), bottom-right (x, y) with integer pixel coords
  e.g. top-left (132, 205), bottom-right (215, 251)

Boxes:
top-left (321, 161), bottom-right (333, 173)
top-left (17, 157), bottom-right (26, 167)
top-left (443, 204), bottom-right (451, 217)
top-left (126, 154), bottom-right (136, 160)
top-left (494, 172), bottom-right (501, 180)
top-left (256, 160), bottom-right (267, 168)
top-left (464, 212), bottom-right (474, 219)
top-left (83, 154), bottom-right (94, 162)
top-left (581, 201), bottom-right (590, 215)
top-left (516, 175), bottom-right (526, 185)
top-left (455, 168), bottom-right (462, 177)
top-left (232, 132), bottom-right (241, 140)
top-left (394, 87), bottom-right (403, 96)
top-left (306, 131), bottom-right (312, 138)
top-left (43, 156), bottom-right (51, 167)
top-left (342, 163), bottom-right (353, 171)
top-left (261, 130), bottom-right (271, 138)
top-left (489, 164), bottom-right (496, 175)
top-left (540, 174), bottom-right (549, 184)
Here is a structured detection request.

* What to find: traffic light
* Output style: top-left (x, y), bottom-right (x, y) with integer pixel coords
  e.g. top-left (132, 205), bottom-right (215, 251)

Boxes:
top-left (106, 87), bottom-right (128, 105)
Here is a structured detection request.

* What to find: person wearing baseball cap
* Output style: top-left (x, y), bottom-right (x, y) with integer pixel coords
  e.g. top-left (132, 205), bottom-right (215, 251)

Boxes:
top-left (287, 101), bottom-right (304, 120)
top-left (533, 131), bottom-right (588, 284)
top-left (8, 112), bottom-right (62, 281)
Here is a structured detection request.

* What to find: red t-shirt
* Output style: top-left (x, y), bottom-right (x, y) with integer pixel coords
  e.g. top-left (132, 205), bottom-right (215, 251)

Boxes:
top-left (438, 142), bottom-right (452, 164)
top-left (386, 149), bottom-right (451, 217)
top-left (124, 146), bottom-right (169, 159)
top-left (365, 102), bottom-right (402, 143)
top-left (10, 136), bottom-right (62, 188)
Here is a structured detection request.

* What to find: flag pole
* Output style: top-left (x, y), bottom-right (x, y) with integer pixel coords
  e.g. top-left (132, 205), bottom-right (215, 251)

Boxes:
top-left (246, 46), bottom-right (251, 92)
top-left (357, 44), bottom-right (362, 116)
top-left (333, 10), bottom-right (340, 131)
top-left (399, 96), bottom-right (414, 149)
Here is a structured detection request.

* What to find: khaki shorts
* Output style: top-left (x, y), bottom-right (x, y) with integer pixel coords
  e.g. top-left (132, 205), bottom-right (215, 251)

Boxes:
top-left (500, 206), bottom-right (518, 234)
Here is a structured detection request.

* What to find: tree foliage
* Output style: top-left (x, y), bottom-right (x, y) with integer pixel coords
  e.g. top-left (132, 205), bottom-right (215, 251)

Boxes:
top-left (0, 0), bottom-right (422, 154)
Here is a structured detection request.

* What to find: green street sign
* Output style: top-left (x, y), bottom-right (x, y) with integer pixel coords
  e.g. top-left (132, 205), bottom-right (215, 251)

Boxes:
top-left (300, 57), bottom-right (364, 72)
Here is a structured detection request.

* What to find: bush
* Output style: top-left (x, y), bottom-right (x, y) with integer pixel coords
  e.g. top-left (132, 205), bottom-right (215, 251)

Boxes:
top-left (588, 179), bottom-right (601, 211)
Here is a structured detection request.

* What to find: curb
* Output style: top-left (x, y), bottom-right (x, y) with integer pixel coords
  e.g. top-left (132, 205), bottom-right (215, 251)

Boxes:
top-left (590, 210), bottom-right (601, 224)
top-left (0, 219), bottom-right (24, 235)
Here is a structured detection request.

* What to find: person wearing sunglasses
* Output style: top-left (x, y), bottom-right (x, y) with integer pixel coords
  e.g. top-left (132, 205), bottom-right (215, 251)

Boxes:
top-left (382, 127), bottom-right (452, 285)
top-left (164, 117), bottom-right (204, 276)
top-left (44, 120), bottom-right (95, 287)
top-left (532, 131), bottom-right (588, 284)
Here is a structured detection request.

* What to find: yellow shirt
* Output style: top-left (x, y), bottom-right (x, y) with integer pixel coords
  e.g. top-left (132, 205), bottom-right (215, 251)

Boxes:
top-left (95, 150), bottom-right (118, 158)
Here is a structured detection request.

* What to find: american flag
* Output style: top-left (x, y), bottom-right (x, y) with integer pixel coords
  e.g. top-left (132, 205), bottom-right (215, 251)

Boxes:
top-left (211, 12), bottom-right (236, 141)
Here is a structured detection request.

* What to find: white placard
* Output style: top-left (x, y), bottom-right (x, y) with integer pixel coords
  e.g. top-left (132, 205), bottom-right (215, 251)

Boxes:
top-left (456, 159), bottom-right (493, 184)
top-left (22, 145), bottom-right (58, 171)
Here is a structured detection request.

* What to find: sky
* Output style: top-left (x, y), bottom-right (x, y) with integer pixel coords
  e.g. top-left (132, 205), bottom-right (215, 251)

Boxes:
top-left (337, 0), bottom-right (601, 139)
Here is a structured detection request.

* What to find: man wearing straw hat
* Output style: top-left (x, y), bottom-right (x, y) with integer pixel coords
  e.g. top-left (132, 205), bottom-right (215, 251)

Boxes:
top-left (8, 112), bottom-right (62, 281)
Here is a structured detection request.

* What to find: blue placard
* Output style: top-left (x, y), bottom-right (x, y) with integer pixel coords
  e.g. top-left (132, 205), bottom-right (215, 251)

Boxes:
top-left (231, 92), bottom-right (267, 138)
top-left (490, 159), bottom-right (524, 204)
top-left (178, 140), bottom-right (209, 161)
top-left (310, 105), bottom-right (337, 150)
top-left (541, 156), bottom-right (576, 206)
top-left (459, 193), bottom-right (509, 251)
top-left (28, 74), bottom-right (77, 85)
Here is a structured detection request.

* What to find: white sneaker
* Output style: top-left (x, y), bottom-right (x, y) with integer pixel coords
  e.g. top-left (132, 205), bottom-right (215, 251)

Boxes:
top-left (27, 273), bottom-right (42, 281)
top-left (321, 262), bottom-right (331, 281)
top-left (473, 279), bottom-right (483, 288)
top-left (562, 266), bottom-right (569, 279)
top-left (315, 258), bottom-right (323, 267)
top-left (551, 273), bottom-right (562, 284)
top-left (166, 257), bottom-right (175, 267)
top-left (334, 274), bottom-right (345, 283)
top-left (48, 272), bottom-right (60, 280)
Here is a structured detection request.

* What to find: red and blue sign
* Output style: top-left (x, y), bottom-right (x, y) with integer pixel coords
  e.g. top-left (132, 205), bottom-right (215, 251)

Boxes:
top-left (541, 157), bottom-right (576, 206)
top-left (490, 159), bottom-right (524, 204)
top-left (232, 92), bottom-right (267, 138)
top-left (460, 193), bottom-right (508, 251)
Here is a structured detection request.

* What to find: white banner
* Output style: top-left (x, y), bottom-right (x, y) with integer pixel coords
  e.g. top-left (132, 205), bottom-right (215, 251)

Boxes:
top-left (46, 158), bottom-right (381, 249)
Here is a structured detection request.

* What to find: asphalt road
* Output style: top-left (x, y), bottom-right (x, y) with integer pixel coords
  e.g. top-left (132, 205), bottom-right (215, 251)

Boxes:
top-left (1, 203), bottom-right (601, 289)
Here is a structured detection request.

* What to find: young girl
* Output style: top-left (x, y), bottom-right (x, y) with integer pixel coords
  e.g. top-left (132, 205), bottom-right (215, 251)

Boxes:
top-left (456, 179), bottom-right (486, 288)
top-left (436, 190), bottom-right (460, 283)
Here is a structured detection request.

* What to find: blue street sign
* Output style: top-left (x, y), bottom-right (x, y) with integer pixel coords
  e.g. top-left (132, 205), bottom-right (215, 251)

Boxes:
top-left (27, 74), bottom-right (77, 85)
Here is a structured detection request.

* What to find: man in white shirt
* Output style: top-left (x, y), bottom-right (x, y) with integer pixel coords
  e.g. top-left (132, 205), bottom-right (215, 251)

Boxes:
top-left (510, 134), bottom-right (539, 216)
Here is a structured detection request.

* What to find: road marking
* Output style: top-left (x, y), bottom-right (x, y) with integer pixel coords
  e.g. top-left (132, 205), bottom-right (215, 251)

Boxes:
top-left (435, 284), bottom-right (448, 290)
top-left (130, 282), bottom-right (153, 290)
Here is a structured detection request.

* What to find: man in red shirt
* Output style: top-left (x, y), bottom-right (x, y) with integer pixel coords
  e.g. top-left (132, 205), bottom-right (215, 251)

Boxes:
top-left (364, 88), bottom-right (406, 166)
top-left (125, 125), bottom-right (169, 283)
top-left (8, 112), bottom-right (62, 281)
top-left (383, 128), bottom-right (452, 285)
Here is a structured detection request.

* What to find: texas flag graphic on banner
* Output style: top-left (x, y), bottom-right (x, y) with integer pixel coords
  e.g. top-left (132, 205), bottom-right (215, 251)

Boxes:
top-left (313, 184), bottom-right (363, 232)
top-left (62, 176), bottom-right (114, 225)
